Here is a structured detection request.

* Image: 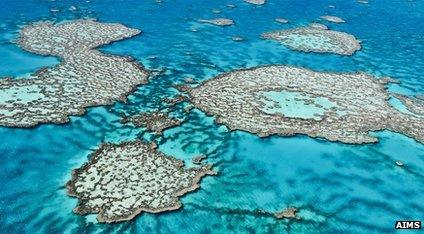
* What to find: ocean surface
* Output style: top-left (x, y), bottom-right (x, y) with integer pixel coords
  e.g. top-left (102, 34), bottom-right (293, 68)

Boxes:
top-left (0, 0), bottom-right (423, 233)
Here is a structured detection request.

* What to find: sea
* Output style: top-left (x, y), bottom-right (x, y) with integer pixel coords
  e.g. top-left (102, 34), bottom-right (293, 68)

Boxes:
top-left (0, 0), bottom-right (423, 233)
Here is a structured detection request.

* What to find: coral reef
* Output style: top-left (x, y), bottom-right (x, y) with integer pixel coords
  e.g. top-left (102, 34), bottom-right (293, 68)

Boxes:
top-left (262, 26), bottom-right (361, 55)
top-left (122, 112), bottom-right (181, 135)
top-left (275, 207), bottom-right (299, 219)
top-left (244, 0), bottom-right (265, 5)
top-left (320, 15), bottom-right (345, 23)
top-left (67, 141), bottom-right (216, 223)
top-left (0, 20), bottom-right (149, 127)
top-left (198, 18), bottom-right (234, 26)
top-left (392, 94), bottom-right (424, 116)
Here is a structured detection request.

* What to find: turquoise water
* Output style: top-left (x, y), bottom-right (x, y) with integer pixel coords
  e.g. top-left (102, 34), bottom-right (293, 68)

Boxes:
top-left (0, 0), bottom-right (423, 233)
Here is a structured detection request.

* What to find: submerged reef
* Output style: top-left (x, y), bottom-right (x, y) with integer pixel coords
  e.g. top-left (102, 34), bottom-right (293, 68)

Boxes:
top-left (320, 15), bottom-right (345, 23)
top-left (275, 18), bottom-right (289, 24)
top-left (188, 65), bottom-right (424, 144)
top-left (244, 0), bottom-right (266, 5)
top-left (232, 36), bottom-right (245, 42)
top-left (163, 94), bottom-right (189, 106)
top-left (192, 155), bottom-right (207, 165)
top-left (198, 18), bottom-right (234, 26)
top-left (122, 111), bottom-right (182, 135)
top-left (262, 26), bottom-right (361, 55)
top-left (0, 20), bottom-right (149, 127)
top-left (67, 141), bottom-right (216, 223)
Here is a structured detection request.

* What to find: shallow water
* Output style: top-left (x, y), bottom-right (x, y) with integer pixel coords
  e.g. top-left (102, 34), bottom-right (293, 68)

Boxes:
top-left (0, 0), bottom-right (423, 233)
top-left (261, 90), bottom-right (337, 120)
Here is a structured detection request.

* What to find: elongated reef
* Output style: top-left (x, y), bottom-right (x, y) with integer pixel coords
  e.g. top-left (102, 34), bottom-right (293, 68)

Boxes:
top-left (262, 26), bottom-right (361, 55)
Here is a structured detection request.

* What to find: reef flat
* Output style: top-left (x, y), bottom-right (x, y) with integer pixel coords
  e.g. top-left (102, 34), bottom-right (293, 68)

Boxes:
top-left (188, 65), bottom-right (424, 144)
top-left (198, 18), bottom-right (234, 26)
top-left (0, 20), bottom-right (149, 127)
top-left (192, 155), bottom-right (207, 165)
top-left (262, 26), bottom-right (361, 55)
top-left (67, 141), bottom-right (216, 223)
top-left (122, 112), bottom-right (182, 135)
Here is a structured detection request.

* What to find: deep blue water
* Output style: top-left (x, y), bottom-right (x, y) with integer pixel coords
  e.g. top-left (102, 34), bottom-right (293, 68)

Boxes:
top-left (0, 0), bottom-right (423, 233)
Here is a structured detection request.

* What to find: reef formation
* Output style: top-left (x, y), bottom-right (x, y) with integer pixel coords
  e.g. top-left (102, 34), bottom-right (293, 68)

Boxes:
top-left (122, 111), bottom-right (182, 135)
top-left (244, 0), bottom-right (265, 5)
top-left (198, 18), bottom-right (234, 26)
top-left (67, 141), bottom-right (216, 223)
top-left (275, 18), bottom-right (289, 24)
top-left (0, 20), bottom-right (149, 127)
top-left (275, 207), bottom-right (299, 220)
top-left (320, 15), bottom-right (345, 23)
top-left (188, 65), bottom-right (424, 144)
top-left (192, 155), bottom-right (207, 165)
top-left (232, 36), bottom-right (245, 42)
top-left (262, 26), bottom-right (361, 55)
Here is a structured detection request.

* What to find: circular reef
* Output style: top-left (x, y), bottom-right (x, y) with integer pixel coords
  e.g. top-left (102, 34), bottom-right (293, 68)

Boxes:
top-left (188, 65), bottom-right (424, 144)
top-left (262, 26), bottom-right (361, 55)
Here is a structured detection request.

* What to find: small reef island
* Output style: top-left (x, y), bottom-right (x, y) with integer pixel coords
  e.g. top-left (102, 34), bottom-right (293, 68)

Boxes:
top-left (0, 20), bottom-right (149, 127)
top-left (244, 0), bottom-right (266, 5)
top-left (262, 25), bottom-right (361, 55)
top-left (188, 65), bottom-right (424, 144)
top-left (2, 8), bottom-right (423, 228)
top-left (320, 15), bottom-right (346, 23)
top-left (121, 111), bottom-right (182, 135)
top-left (0, 0), bottom-right (423, 231)
top-left (67, 141), bottom-right (216, 223)
top-left (275, 207), bottom-right (299, 220)
top-left (198, 18), bottom-right (235, 26)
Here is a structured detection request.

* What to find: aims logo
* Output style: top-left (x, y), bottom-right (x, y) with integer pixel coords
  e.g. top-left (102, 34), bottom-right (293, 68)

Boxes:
top-left (395, 221), bottom-right (421, 230)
